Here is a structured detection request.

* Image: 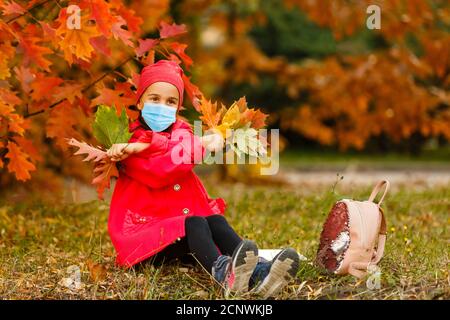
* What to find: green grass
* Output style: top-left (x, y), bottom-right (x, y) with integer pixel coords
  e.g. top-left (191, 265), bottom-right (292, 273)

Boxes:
top-left (0, 181), bottom-right (448, 300)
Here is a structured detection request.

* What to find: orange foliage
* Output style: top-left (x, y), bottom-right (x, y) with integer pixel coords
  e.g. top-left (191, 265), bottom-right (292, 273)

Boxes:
top-left (1, 0), bottom-right (449, 192)
top-left (0, 0), bottom-right (202, 189)
top-left (183, 0), bottom-right (449, 151)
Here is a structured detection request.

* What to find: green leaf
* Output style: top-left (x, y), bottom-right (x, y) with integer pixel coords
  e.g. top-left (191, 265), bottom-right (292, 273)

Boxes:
top-left (92, 105), bottom-right (132, 149)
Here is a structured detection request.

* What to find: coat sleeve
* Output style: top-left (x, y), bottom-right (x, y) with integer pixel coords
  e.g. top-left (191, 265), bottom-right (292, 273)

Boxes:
top-left (131, 129), bottom-right (169, 155)
top-left (120, 124), bottom-right (207, 188)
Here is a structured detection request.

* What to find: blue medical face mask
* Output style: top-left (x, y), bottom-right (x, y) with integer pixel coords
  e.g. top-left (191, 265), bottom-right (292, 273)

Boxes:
top-left (141, 102), bottom-right (177, 132)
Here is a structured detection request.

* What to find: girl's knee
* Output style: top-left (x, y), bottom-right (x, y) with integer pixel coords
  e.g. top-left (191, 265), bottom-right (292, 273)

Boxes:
top-left (185, 216), bottom-right (209, 231)
top-left (206, 214), bottom-right (228, 227)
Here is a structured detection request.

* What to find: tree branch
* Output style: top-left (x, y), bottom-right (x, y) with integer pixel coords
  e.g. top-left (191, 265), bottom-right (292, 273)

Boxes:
top-left (24, 55), bottom-right (135, 118)
top-left (6, 0), bottom-right (53, 24)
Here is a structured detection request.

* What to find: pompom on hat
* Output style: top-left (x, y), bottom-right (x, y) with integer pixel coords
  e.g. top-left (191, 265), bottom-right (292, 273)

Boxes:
top-left (135, 60), bottom-right (184, 108)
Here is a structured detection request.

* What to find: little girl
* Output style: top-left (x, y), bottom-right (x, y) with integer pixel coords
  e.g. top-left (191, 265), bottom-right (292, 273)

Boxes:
top-left (106, 59), bottom-right (300, 298)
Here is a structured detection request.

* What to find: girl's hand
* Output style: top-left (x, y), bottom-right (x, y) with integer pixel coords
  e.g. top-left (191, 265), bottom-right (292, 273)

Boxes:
top-left (107, 143), bottom-right (151, 162)
top-left (201, 131), bottom-right (224, 152)
top-left (107, 143), bottom-right (130, 162)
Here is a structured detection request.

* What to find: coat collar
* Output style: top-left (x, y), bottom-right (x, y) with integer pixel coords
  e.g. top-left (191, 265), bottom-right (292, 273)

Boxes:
top-left (129, 119), bottom-right (142, 132)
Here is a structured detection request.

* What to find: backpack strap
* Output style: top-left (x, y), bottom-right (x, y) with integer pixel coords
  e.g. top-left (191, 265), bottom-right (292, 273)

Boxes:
top-left (368, 180), bottom-right (390, 206)
top-left (372, 208), bottom-right (387, 264)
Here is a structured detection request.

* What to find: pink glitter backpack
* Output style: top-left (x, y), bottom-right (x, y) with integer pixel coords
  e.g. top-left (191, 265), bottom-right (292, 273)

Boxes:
top-left (316, 180), bottom-right (389, 278)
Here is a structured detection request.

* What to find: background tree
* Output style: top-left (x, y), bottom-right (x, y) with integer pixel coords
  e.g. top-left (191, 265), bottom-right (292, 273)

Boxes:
top-left (1, 0), bottom-right (449, 198)
top-left (175, 0), bottom-right (449, 154)
top-left (0, 0), bottom-right (201, 197)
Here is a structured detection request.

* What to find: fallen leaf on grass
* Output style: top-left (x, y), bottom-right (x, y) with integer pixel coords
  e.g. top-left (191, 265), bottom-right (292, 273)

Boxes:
top-left (86, 260), bottom-right (107, 282)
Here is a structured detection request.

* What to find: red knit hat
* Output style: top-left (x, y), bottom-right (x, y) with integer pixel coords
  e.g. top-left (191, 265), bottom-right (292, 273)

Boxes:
top-left (135, 60), bottom-right (184, 108)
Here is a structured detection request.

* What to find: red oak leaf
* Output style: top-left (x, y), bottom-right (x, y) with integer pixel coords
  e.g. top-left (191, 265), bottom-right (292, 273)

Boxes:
top-left (159, 21), bottom-right (187, 39)
top-left (170, 42), bottom-right (193, 70)
top-left (1, 1), bottom-right (26, 15)
top-left (111, 16), bottom-right (133, 47)
top-left (136, 38), bottom-right (159, 57)
top-left (5, 141), bottom-right (36, 181)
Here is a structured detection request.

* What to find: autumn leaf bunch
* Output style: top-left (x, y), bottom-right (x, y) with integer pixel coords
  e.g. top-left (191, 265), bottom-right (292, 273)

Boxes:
top-left (67, 105), bottom-right (131, 200)
top-left (198, 96), bottom-right (269, 159)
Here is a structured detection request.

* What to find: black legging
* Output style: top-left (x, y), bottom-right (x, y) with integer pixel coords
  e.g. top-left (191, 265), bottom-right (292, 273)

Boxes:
top-left (144, 215), bottom-right (242, 272)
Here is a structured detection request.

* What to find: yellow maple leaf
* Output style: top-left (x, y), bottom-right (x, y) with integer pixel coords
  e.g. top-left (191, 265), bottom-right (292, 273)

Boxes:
top-left (221, 102), bottom-right (241, 128)
top-left (214, 123), bottom-right (232, 139)
top-left (198, 96), bottom-right (225, 128)
top-left (56, 16), bottom-right (101, 64)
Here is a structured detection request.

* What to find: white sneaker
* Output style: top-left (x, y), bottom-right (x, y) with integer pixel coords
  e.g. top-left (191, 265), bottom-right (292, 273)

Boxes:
top-left (225, 240), bottom-right (259, 295)
top-left (253, 247), bottom-right (300, 299)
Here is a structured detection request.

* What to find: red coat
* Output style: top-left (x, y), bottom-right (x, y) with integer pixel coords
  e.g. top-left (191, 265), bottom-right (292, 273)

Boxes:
top-left (108, 118), bottom-right (227, 268)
